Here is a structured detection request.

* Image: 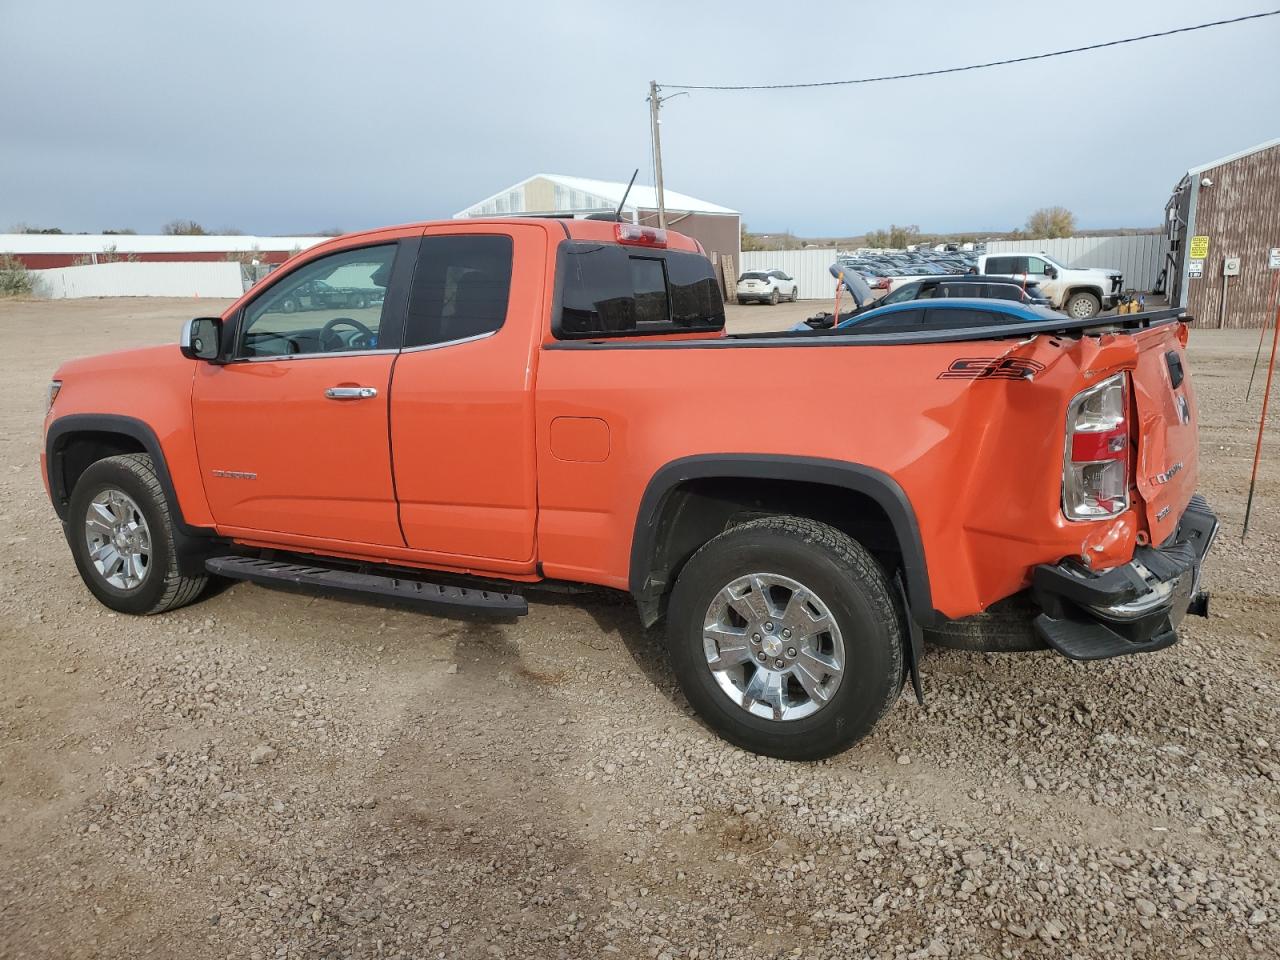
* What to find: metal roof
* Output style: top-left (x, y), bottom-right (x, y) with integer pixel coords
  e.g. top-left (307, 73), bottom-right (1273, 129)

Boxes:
top-left (1187, 136), bottom-right (1280, 175)
top-left (0, 234), bottom-right (326, 254)
top-left (456, 173), bottom-right (737, 218)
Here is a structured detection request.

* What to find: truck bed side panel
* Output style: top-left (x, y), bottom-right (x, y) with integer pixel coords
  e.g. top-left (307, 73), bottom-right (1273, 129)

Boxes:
top-left (534, 334), bottom-right (1160, 619)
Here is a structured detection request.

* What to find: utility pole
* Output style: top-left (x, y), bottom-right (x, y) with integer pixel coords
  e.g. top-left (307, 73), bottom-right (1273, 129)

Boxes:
top-left (648, 80), bottom-right (667, 230)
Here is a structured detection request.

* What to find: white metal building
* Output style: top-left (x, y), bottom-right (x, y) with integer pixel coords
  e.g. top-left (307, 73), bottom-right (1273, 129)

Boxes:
top-left (455, 174), bottom-right (742, 283)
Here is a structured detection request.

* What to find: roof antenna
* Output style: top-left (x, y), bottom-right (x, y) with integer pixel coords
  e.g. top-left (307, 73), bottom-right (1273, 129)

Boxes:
top-left (613, 168), bottom-right (639, 220)
top-left (584, 168), bottom-right (639, 222)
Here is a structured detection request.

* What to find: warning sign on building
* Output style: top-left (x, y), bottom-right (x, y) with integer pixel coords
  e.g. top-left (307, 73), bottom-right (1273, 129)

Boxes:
top-left (1187, 259), bottom-right (1204, 279)
top-left (1189, 235), bottom-right (1210, 260)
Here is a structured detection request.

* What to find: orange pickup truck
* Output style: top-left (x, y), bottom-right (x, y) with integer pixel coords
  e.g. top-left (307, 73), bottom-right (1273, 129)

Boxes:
top-left (42, 218), bottom-right (1216, 759)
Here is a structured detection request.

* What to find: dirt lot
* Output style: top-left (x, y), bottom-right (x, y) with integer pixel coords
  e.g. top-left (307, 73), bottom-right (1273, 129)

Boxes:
top-left (1, 297), bottom-right (1277, 960)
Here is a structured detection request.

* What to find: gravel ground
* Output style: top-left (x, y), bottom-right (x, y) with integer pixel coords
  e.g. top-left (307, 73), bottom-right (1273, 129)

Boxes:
top-left (1, 297), bottom-right (1277, 960)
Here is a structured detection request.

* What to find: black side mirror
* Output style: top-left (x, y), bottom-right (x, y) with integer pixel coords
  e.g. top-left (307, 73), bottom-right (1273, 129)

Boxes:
top-left (1045, 266), bottom-right (1059, 279)
top-left (180, 316), bottom-right (223, 361)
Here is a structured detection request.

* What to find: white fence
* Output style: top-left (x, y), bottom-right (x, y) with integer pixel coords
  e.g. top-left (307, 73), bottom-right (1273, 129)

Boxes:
top-left (984, 235), bottom-right (1170, 293)
top-left (30, 261), bottom-right (246, 299)
top-left (740, 249), bottom-right (840, 300)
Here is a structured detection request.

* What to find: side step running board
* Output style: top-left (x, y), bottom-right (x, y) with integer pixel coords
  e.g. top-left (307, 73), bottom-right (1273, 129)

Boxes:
top-left (205, 556), bottom-right (528, 617)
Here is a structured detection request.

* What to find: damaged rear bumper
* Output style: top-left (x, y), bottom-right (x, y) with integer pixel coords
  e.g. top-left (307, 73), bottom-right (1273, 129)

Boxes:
top-left (1031, 495), bottom-right (1218, 660)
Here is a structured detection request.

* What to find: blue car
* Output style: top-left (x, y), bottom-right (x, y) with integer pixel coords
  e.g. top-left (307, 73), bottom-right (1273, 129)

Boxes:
top-left (792, 297), bottom-right (1065, 334)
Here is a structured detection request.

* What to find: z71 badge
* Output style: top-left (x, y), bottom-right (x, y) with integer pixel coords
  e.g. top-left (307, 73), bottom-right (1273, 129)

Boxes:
top-left (938, 357), bottom-right (1045, 381)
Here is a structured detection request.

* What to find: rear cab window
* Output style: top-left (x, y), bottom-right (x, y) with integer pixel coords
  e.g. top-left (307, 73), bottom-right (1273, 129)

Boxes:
top-left (556, 242), bottom-right (725, 339)
top-left (404, 234), bottom-right (513, 348)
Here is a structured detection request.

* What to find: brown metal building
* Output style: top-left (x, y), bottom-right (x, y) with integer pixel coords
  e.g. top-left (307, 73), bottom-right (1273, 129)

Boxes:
top-left (455, 173), bottom-right (741, 284)
top-left (1166, 137), bottom-right (1280, 328)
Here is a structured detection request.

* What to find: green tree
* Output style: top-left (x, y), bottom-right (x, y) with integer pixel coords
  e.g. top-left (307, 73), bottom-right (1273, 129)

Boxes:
top-left (1025, 207), bottom-right (1076, 239)
top-left (0, 254), bottom-right (32, 296)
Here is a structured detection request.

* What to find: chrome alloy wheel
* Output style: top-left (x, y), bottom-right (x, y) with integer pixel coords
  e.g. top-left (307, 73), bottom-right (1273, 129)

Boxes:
top-left (702, 573), bottom-right (845, 721)
top-left (83, 489), bottom-right (152, 590)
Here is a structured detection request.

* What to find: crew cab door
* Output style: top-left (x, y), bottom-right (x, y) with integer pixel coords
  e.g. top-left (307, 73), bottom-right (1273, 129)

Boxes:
top-left (191, 237), bottom-right (418, 547)
top-left (388, 223), bottom-right (543, 566)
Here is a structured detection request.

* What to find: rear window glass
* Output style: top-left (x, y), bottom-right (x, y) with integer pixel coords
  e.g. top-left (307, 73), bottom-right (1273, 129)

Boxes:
top-left (630, 257), bottom-right (669, 326)
top-left (557, 242), bottom-right (725, 339)
top-left (984, 256), bottom-right (1019, 274)
top-left (940, 282), bottom-right (1022, 302)
top-left (404, 235), bottom-right (513, 347)
top-left (739, 272), bottom-right (770, 281)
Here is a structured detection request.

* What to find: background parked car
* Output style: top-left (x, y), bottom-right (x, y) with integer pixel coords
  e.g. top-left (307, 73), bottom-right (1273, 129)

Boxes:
top-left (279, 279), bottom-right (384, 313)
top-left (737, 270), bottom-right (800, 305)
top-left (795, 297), bottom-right (1064, 333)
top-left (878, 275), bottom-right (1053, 307)
top-left (803, 275), bottom-right (1053, 328)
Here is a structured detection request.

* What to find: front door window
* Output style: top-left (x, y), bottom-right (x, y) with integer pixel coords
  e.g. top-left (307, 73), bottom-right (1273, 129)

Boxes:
top-left (238, 245), bottom-right (397, 357)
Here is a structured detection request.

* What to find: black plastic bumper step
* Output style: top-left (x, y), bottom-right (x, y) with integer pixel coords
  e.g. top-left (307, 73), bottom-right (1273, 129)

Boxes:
top-left (205, 556), bottom-right (527, 617)
top-left (1034, 613), bottom-right (1178, 661)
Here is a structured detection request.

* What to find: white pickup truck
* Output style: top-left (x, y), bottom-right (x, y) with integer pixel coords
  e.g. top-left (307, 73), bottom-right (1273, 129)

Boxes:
top-left (977, 253), bottom-right (1122, 319)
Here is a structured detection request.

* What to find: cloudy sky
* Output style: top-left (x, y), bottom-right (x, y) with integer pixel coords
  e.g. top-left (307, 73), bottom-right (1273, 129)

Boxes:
top-left (2, 0), bottom-right (1276, 237)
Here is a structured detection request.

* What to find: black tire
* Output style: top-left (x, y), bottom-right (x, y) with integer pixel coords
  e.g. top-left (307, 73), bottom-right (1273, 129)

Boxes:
top-left (737, 298), bottom-right (749, 305)
top-left (666, 516), bottom-right (903, 760)
top-left (66, 453), bottom-right (209, 616)
top-left (769, 289), bottom-right (780, 305)
top-left (281, 298), bottom-right (298, 314)
top-left (923, 593), bottom-right (1047, 652)
top-left (791, 286), bottom-right (800, 302)
top-left (1065, 291), bottom-right (1101, 320)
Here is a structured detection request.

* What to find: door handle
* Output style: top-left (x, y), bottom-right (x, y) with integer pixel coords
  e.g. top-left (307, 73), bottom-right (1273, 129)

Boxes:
top-left (325, 386), bottom-right (378, 400)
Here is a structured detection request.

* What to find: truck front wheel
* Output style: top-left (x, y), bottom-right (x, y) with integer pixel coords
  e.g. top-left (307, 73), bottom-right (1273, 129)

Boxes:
top-left (666, 516), bottom-right (903, 760)
top-left (1065, 291), bottom-right (1101, 319)
top-left (66, 453), bottom-right (209, 615)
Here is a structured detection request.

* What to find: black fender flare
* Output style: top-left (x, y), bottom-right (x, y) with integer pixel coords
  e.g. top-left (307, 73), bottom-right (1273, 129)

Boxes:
top-left (45, 414), bottom-right (219, 576)
top-left (628, 454), bottom-right (937, 627)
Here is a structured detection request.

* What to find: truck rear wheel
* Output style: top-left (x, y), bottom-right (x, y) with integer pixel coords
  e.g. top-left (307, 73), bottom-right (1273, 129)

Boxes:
top-left (666, 516), bottom-right (903, 760)
top-left (1065, 291), bottom-right (1101, 319)
top-left (66, 454), bottom-right (209, 616)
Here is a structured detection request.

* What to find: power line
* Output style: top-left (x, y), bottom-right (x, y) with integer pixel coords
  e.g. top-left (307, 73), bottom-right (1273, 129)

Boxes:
top-left (662, 9), bottom-right (1279, 91)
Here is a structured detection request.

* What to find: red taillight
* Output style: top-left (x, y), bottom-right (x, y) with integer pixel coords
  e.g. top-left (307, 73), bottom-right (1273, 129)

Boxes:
top-left (1070, 427), bottom-right (1128, 463)
top-left (615, 223), bottom-right (667, 247)
top-left (1063, 373), bottom-right (1130, 520)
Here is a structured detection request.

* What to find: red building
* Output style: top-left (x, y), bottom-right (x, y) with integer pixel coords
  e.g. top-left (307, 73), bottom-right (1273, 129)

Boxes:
top-left (0, 234), bottom-right (325, 270)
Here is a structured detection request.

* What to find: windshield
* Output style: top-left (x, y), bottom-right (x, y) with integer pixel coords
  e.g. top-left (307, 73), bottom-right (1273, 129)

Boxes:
top-left (879, 281), bottom-right (922, 305)
top-left (739, 272), bottom-right (770, 281)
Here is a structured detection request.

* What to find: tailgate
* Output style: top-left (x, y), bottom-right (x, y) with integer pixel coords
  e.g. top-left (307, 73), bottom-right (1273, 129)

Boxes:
top-left (1131, 325), bottom-right (1198, 545)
